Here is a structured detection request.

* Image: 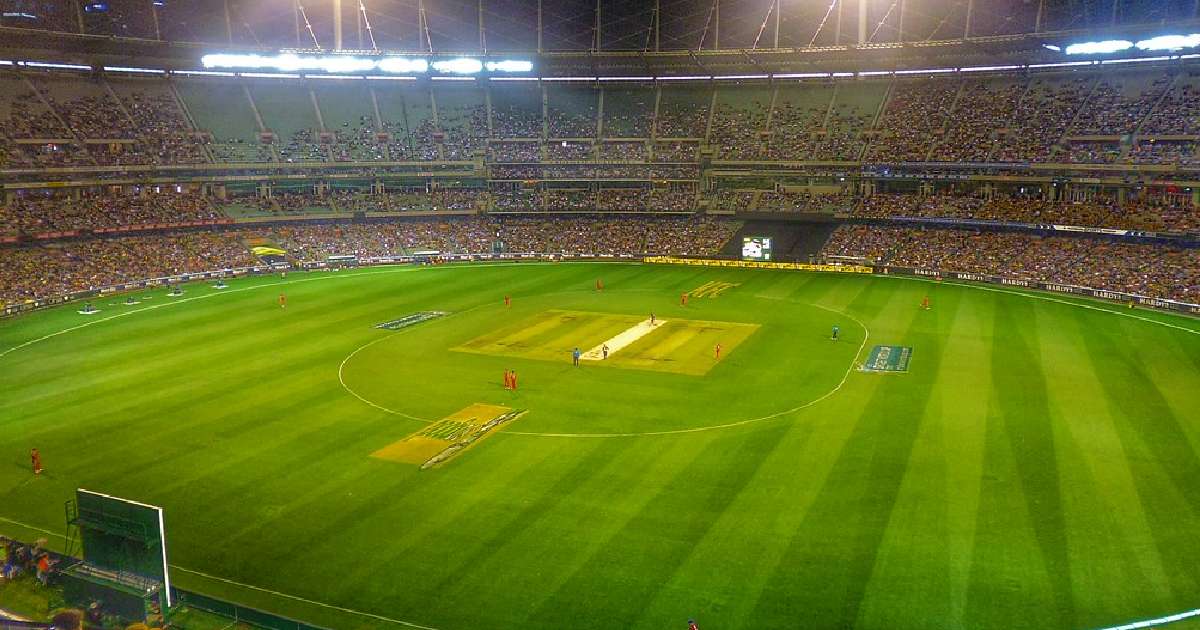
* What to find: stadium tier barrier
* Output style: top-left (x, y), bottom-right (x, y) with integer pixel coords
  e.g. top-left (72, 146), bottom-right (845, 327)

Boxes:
top-left (644, 256), bottom-right (1200, 315)
top-left (4, 253), bottom-right (1197, 318)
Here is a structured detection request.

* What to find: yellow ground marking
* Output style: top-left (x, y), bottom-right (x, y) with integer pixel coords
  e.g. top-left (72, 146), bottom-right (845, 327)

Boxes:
top-left (690, 280), bottom-right (740, 298)
top-left (371, 403), bottom-right (512, 465)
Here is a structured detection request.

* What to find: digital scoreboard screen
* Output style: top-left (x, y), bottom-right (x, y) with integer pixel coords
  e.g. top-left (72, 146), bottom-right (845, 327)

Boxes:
top-left (741, 236), bottom-right (773, 261)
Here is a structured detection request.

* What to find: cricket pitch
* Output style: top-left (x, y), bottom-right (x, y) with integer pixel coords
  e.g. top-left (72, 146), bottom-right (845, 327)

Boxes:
top-left (453, 309), bottom-right (759, 376)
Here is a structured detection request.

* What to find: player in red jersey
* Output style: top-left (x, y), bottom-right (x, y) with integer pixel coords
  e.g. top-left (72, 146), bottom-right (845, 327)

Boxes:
top-left (278, 293), bottom-right (287, 309)
top-left (504, 295), bottom-right (511, 307)
top-left (511, 371), bottom-right (518, 391)
top-left (921, 295), bottom-right (930, 310)
top-left (681, 292), bottom-right (689, 307)
top-left (30, 448), bottom-right (42, 475)
top-left (595, 279), bottom-right (604, 291)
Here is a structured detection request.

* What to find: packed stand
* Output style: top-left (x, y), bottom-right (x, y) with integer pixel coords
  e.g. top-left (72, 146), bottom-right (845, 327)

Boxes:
top-left (709, 101), bottom-right (767, 160)
top-left (2, 193), bottom-right (224, 235)
top-left (851, 193), bottom-right (1199, 233)
top-left (864, 80), bottom-right (958, 163)
top-left (821, 225), bottom-right (1200, 302)
top-left (992, 77), bottom-right (1091, 162)
top-left (932, 81), bottom-right (1022, 162)
top-left (1, 231), bottom-right (255, 304)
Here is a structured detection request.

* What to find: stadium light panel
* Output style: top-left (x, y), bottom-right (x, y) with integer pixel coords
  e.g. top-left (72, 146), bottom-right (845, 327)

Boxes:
top-left (172, 70), bottom-right (236, 77)
top-left (431, 76), bottom-right (475, 81)
top-left (1136, 34), bottom-right (1200, 51)
top-left (657, 75), bottom-right (711, 80)
top-left (894, 68), bottom-right (955, 75)
top-left (377, 57), bottom-right (429, 73)
top-left (773, 72), bottom-right (829, 79)
top-left (23, 61), bottom-right (90, 70)
top-left (489, 76), bottom-right (538, 81)
top-left (431, 58), bottom-right (483, 74)
top-left (486, 60), bottom-right (533, 73)
top-left (714, 74), bottom-right (769, 80)
top-left (1064, 40), bottom-right (1133, 55)
top-left (105, 66), bottom-right (162, 73)
top-left (240, 72), bottom-right (301, 79)
top-left (960, 64), bottom-right (1023, 72)
top-left (597, 76), bottom-right (654, 81)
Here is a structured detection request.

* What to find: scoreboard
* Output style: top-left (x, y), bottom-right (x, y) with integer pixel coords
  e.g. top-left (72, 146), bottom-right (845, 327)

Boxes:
top-left (741, 236), bottom-right (773, 261)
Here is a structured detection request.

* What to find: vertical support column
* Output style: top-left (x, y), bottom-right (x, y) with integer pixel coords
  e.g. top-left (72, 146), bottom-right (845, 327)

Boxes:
top-left (224, 0), bottom-right (233, 43)
top-left (655, 0), bottom-right (661, 51)
top-left (293, 0), bottom-right (301, 47)
top-left (75, 0), bottom-right (85, 34)
top-left (537, 0), bottom-right (543, 53)
top-left (965, 0), bottom-right (974, 38)
top-left (1034, 0), bottom-right (1044, 33)
top-left (479, 0), bottom-right (486, 53)
top-left (333, 0), bottom-right (343, 49)
top-left (596, 87), bottom-right (605, 138)
top-left (593, 0), bottom-right (601, 51)
top-left (1111, 0), bottom-right (1119, 26)
top-left (773, 0), bottom-right (780, 48)
top-left (541, 81), bottom-right (549, 139)
top-left (714, 0), bottom-right (720, 49)
top-left (898, 0), bottom-right (905, 43)
top-left (858, 0), bottom-right (867, 44)
top-left (835, 0), bottom-right (843, 45)
top-left (149, 0), bottom-right (162, 39)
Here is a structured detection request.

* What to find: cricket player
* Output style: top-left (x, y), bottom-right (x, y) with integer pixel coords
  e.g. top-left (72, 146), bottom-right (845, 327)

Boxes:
top-left (279, 293), bottom-right (287, 309)
top-left (921, 295), bottom-right (930, 310)
top-left (572, 347), bottom-right (582, 366)
top-left (602, 344), bottom-right (609, 359)
top-left (715, 343), bottom-right (722, 360)
top-left (503, 370), bottom-right (512, 390)
top-left (596, 279), bottom-right (604, 291)
top-left (831, 324), bottom-right (840, 341)
top-left (650, 312), bottom-right (656, 326)
top-left (30, 448), bottom-right (42, 475)
top-left (681, 292), bottom-right (689, 306)
top-left (688, 620), bottom-right (700, 630)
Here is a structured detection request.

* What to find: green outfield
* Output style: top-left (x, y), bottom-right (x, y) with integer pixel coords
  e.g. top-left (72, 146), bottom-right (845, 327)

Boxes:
top-left (1, 262), bottom-right (1199, 629)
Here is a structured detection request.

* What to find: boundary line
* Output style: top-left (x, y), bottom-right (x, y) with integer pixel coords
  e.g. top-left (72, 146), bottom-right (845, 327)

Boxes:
top-left (1096, 608), bottom-right (1200, 630)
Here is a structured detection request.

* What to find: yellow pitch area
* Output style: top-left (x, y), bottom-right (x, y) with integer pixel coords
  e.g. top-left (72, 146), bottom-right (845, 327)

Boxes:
top-left (604, 318), bottom-right (759, 376)
top-left (453, 309), bottom-right (645, 362)
top-left (371, 403), bottom-right (512, 465)
top-left (455, 309), bottom-right (758, 376)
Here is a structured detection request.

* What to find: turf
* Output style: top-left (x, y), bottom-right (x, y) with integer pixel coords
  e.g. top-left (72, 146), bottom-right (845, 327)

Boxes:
top-left (1, 262), bottom-right (1199, 630)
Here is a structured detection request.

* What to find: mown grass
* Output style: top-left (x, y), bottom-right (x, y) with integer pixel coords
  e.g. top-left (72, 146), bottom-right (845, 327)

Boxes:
top-left (0, 262), bottom-right (1198, 629)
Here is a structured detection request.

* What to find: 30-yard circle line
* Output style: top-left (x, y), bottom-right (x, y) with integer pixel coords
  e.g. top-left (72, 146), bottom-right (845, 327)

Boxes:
top-left (336, 296), bottom-right (872, 438)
